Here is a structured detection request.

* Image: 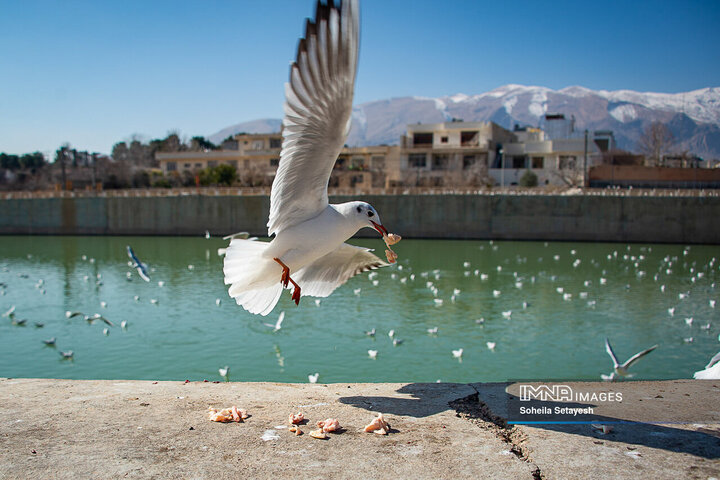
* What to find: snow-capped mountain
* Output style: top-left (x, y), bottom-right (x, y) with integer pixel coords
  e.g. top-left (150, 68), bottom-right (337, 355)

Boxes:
top-left (209, 85), bottom-right (720, 159)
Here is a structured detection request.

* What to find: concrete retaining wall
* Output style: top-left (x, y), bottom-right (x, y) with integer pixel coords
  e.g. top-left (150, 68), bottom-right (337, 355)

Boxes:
top-left (1, 194), bottom-right (718, 243)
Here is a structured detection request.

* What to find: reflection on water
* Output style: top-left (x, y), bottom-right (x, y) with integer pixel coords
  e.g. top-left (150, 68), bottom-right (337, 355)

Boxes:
top-left (0, 235), bottom-right (718, 383)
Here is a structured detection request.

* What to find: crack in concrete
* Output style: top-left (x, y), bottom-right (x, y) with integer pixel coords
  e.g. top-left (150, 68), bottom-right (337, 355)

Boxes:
top-left (449, 386), bottom-right (544, 480)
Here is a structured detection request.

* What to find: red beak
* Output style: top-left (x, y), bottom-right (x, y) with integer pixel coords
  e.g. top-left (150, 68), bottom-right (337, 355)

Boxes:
top-left (370, 220), bottom-right (388, 237)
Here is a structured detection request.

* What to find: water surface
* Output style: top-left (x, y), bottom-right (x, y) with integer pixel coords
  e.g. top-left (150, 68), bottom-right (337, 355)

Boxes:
top-left (0, 236), bottom-right (717, 383)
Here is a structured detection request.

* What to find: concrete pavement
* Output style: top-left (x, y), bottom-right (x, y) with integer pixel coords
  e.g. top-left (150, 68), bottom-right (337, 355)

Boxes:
top-left (0, 378), bottom-right (718, 479)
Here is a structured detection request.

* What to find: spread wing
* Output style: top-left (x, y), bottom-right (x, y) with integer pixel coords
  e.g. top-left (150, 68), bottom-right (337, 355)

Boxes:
top-left (623, 344), bottom-right (658, 369)
top-left (267, 0), bottom-right (360, 236)
top-left (604, 338), bottom-right (619, 367)
top-left (292, 243), bottom-right (386, 298)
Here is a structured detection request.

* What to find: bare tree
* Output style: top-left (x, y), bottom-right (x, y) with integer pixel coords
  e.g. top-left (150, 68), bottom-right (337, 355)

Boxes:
top-left (637, 122), bottom-right (674, 166)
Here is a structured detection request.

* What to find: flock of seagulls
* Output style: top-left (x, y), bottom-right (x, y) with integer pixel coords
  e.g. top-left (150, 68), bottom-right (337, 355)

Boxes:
top-left (2, 233), bottom-right (719, 382)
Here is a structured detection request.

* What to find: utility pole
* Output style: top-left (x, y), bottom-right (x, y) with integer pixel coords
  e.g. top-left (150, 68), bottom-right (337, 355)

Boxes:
top-left (583, 130), bottom-right (588, 188)
top-left (500, 148), bottom-right (504, 188)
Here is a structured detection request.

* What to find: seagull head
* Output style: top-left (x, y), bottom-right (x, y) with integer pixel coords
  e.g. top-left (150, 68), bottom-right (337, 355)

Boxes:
top-left (350, 202), bottom-right (387, 236)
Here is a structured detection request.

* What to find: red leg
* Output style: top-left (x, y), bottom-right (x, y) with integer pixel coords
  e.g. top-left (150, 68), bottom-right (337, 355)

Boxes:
top-left (273, 258), bottom-right (302, 306)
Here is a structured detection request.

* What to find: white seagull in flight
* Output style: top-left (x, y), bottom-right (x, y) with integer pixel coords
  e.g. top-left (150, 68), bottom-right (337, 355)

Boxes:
top-left (604, 338), bottom-right (658, 378)
top-left (127, 246), bottom-right (150, 282)
top-left (223, 0), bottom-right (390, 316)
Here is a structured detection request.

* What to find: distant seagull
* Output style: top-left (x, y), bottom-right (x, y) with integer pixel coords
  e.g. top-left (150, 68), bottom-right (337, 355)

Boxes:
top-left (11, 318), bottom-right (27, 326)
top-left (354, 288), bottom-right (362, 296)
top-left (502, 310), bottom-right (512, 319)
top-left (34, 322), bottom-right (44, 328)
top-left (486, 342), bottom-right (496, 350)
top-left (685, 317), bottom-right (693, 326)
top-left (600, 372), bottom-right (616, 382)
top-left (388, 329), bottom-right (395, 338)
top-left (694, 352), bottom-right (720, 379)
top-left (158, 281), bottom-right (165, 287)
top-left (121, 320), bottom-right (128, 330)
top-left (150, 299), bottom-right (159, 305)
top-left (89, 313), bottom-right (114, 327)
top-left (59, 350), bottom-right (74, 359)
top-left (393, 339), bottom-right (403, 346)
top-left (364, 328), bottom-right (376, 337)
top-left (2, 305), bottom-right (15, 318)
top-left (42, 337), bottom-right (56, 346)
top-left (127, 246), bottom-right (150, 282)
top-left (368, 350), bottom-right (378, 359)
top-left (205, 230), bottom-right (211, 239)
top-left (427, 327), bottom-right (438, 335)
top-left (668, 307), bottom-right (675, 316)
top-left (219, 366), bottom-right (229, 379)
top-left (434, 298), bottom-right (443, 306)
top-left (711, 300), bottom-right (716, 308)
top-left (215, 298), bottom-right (222, 306)
top-left (133, 295), bottom-right (140, 302)
top-left (66, 311), bottom-right (84, 319)
top-left (308, 372), bottom-right (319, 384)
top-left (452, 348), bottom-right (463, 359)
top-left (187, 265), bottom-right (194, 271)
top-left (103, 328), bottom-right (109, 336)
top-left (100, 301), bottom-right (108, 308)
top-left (263, 311), bottom-right (285, 332)
top-left (604, 338), bottom-right (657, 378)
top-left (493, 290), bottom-right (501, 298)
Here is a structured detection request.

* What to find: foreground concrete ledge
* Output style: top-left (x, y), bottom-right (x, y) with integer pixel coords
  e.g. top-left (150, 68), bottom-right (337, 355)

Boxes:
top-left (0, 378), bottom-right (718, 479)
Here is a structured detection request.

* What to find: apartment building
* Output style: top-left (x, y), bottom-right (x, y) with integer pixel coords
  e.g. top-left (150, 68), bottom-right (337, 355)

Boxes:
top-left (395, 117), bottom-right (614, 187)
top-left (156, 133), bottom-right (283, 180)
top-left (396, 121), bottom-right (515, 187)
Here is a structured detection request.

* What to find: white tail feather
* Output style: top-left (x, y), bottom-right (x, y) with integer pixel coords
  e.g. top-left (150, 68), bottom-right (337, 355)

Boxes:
top-left (223, 238), bottom-right (283, 316)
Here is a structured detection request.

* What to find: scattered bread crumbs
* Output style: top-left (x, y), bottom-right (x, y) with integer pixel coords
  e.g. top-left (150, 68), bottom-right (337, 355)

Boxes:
top-left (363, 413), bottom-right (390, 435)
top-left (316, 418), bottom-right (340, 433)
top-left (207, 405), bottom-right (248, 423)
top-left (309, 429), bottom-right (327, 439)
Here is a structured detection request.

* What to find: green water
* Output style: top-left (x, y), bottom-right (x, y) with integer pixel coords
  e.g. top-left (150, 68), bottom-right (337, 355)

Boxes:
top-left (0, 236), bottom-right (718, 383)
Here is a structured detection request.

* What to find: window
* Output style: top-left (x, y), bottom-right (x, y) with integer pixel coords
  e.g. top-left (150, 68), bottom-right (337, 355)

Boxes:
top-left (408, 153), bottom-right (426, 168)
top-left (531, 157), bottom-right (544, 169)
top-left (461, 131), bottom-right (479, 146)
top-left (184, 163), bottom-right (191, 169)
top-left (227, 160), bottom-right (238, 168)
top-left (351, 174), bottom-right (364, 185)
top-left (559, 156), bottom-right (577, 169)
top-left (413, 133), bottom-right (433, 146)
top-left (194, 163), bottom-right (202, 169)
top-left (512, 156), bottom-right (526, 169)
top-left (351, 156), bottom-right (365, 169)
top-left (440, 136), bottom-right (448, 143)
top-left (463, 155), bottom-right (476, 169)
top-left (166, 162), bottom-right (177, 172)
top-left (269, 138), bottom-right (282, 149)
top-left (270, 158), bottom-right (279, 167)
top-left (432, 154), bottom-right (449, 171)
top-left (208, 161), bottom-right (218, 168)
top-left (371, 156), bottom-right (385, 169)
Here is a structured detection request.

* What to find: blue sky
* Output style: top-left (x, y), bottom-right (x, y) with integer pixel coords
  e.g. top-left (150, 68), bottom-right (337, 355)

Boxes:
top-left (1, 0), bottom-right (719, 155)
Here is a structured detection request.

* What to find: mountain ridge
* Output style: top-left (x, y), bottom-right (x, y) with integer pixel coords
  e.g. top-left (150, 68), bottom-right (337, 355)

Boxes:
top-left (208, 85), bottom-right (720, 159)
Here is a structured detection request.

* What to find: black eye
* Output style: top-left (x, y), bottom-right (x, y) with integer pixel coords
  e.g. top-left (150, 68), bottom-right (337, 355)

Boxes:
top-left (356, 206), bottom-right (362, 213)
top-left (367, 211), bottom-right (374, 218)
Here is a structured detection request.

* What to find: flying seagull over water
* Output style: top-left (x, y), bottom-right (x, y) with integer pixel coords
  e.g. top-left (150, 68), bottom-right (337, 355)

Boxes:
top-left (222, 0), bottom-right (391, 316)
top-left (126, 246), bottom-right (150, 282)
top-left (263, 311), bottom-right (285, 332)
top-left (604, 338), bottom-right (658, 378)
